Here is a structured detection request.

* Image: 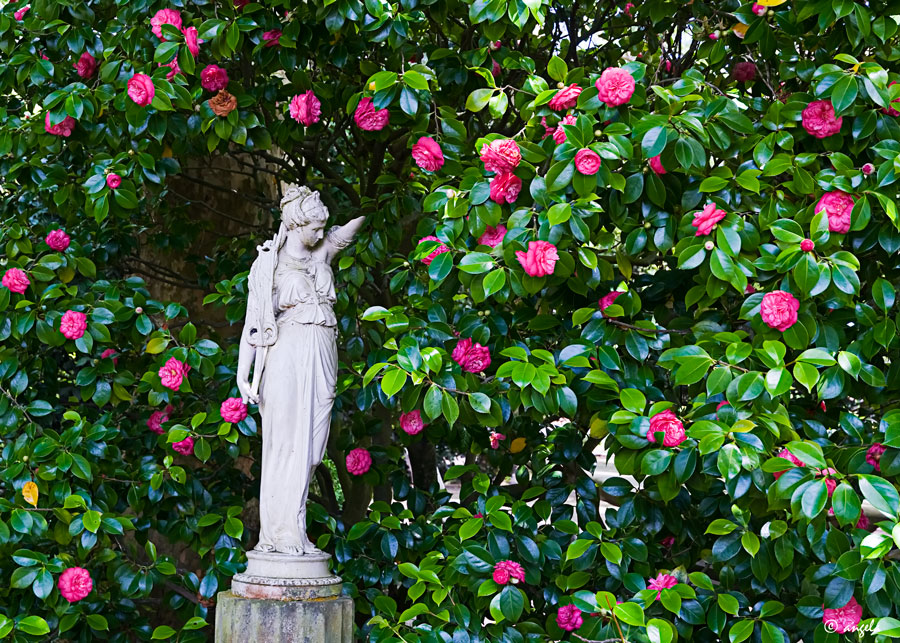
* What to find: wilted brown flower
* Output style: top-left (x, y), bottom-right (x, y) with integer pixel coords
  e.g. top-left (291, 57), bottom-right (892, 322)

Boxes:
top-left (208, 90), bottom-right (237, 117)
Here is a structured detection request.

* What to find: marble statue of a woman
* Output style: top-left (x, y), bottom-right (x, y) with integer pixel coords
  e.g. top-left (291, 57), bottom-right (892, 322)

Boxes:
top-left (236, 186), bottom-right (364, 559)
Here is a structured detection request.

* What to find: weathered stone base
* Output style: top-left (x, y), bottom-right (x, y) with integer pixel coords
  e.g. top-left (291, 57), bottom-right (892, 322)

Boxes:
top-left (215, 587), bottom-right (353, 643)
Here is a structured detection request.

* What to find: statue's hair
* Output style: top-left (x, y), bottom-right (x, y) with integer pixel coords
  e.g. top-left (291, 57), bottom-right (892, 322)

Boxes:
top-left (280, 185), bottom-right (328, 229)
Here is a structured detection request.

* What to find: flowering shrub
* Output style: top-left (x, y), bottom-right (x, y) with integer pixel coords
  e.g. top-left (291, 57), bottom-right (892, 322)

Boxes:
top-left (2, 0), bottom-right (900, 641)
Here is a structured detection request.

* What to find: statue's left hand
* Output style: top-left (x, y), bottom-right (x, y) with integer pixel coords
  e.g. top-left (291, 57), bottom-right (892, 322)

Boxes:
top-left (237, 374), bottom-right (259, 405)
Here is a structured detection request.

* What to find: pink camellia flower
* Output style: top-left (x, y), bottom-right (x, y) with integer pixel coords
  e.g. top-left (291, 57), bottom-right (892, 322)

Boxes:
top-left (183, 26), bottom-right (200, 56)
top-left (479, 139), bottom-right (521, 173)
top-left (234, 0), bottom-right (250, 8)
top-left (489, 431), bottom-right (505, 449)
top-left (540, 116), bottom-right (555, 140)
top-left (734, 61), bottom-right (756, 82)
top-left (159, 357), bottom-right (187, 391)
top-left (647, 573), bottom-right (678, 600)
top-left (2, 268), bottom-right (30, 294)
top-left (708, 32), bottom-right (719, 40)
top-left (575, 148), bottom-right (602, 175)
top-left (45, 229), bottom-right (70, 252)
top-left (290, 90), bottom-right (322, 127)
top-left (745, 284), bottom-right (757, 294)
top-left (106, 173), bottom-right (122, 190)
top-left (160, 59), bottom-right (181, 81)
top-left (147, 405), bottom-right (174, 435)
top-left (489, 172), bottom-right (522, 204)
top-left (760, 290), bottom-right (800, 332)
top-left (595, 67), bottom-right (636, 106)
top-left (172, 436), bottom-right (194, 456)
top-left (715, 401), bottom-right (730, 420)
top-left (856, 512), bottom-right (871, 530)
top-left (650, 155), bottom-right (666, 174)
top-left (816, 467), bottom-right (838, 497)
top-left (599, 291), bottom-right (623, 315)
top-left (549, 84), bottom-right (583, 111)
top-left (100, 348), bottom-right (118, 363)
top-left (516, 240), bottom-right (558, 277)
top-left (490, 40), bottom-right (502, 51)
top-left (773, 448), bottom-right (805, 480)
top-left (823, 597), bottom-right (862, 634)
top-left (801, 238), bottom-right (815, 252)
top-left (60, 310), bottom-right (87, 340)
top-left (492, 560), bottom-right (525, 585)
top-left (221, 397), bottom-right (248, 423)
top-left (201, 64), bottom-right (229, 92)
top-left (262, 29), bottom-right (282, 47)
top-left (647, 409), bottom-right (686, 447)
top-left (815, 190), bottom-right (854, 234)
top-left (14, 5), bottom-right (29, 20)
top-left (354, 97), bottom-right (390, 131)
top-left (882, 82), bottom-right (900, 116)
top-left (557, 604), bottom-right (583, 632)
top-left (473, 512), bottom-right (484, 518)
top-left (400, 410), bottom-right (425, 435)
top-left (661, 536), bottom-right (676, 549)
top-left (452, 338), bottom-right (492, 373)
top-left (73, 52), bottom-right (97, 79)
top-left (346, 448), bottom-right (372, 475)
top-left (411, 137), bottom-right (444, 172)
top-left (691, 203), bottom-right (726, 236)
top-left (866, 443), bottom-right (886, 471)
top-left (417, 235), bottom-right (449, 266)
top-left (624, 2), bottom-right (635, 17)
top-left (44, 112), bottom-right (76, 137)
top-left (127, 73), bottom-right (155, 106)
top-left (751, 2), bottom-right (766, 15)
top-left (58, 567), bottom-right (92, 603)
top-left (862, 163), bottom-right (875, 175)
top-left (802, 100), bottom-right (842, 139)
top-left (491, 60), bottom-right (501, 77)
top-left (478, 225), bottom-right (507, 248)
top-left (553, 114), bottom-right (577, 144)
top-left (150, 8), bottom-right (182, 40)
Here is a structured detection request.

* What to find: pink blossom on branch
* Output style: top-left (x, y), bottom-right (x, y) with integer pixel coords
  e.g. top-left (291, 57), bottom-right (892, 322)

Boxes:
top-left (416, 235), bottom-right (449, 266)
top-left (866, 443), bottom-right (885, 471)
top-left (574, 148), bottom-right (601, 175)
top-left (691, 203), bottom-right (726, 236)
top-left (106, 173), bottom-right (122, 189)
top-left (45, 229), bottom-right (70, 251)
top-left (159, 357), bottom-right (187, 391)
top-left (346, 448), bottom-right (372, 475)
top-left (752, 3), bottom-right (766, 15)
top-left (150, 8), bottom-right (182, 40)
top-left (411, 136), bottom-right (444, 172)
top-left (290, 91), bottom-right (322, 127)
top-left (221, 397), bottom-right (248, 423)
top-left (772, 448), bottom-right (805, 480)
top-left (800, 238), bottom-right (815, 252)
top-left (127, 74), bottom-right (155, 106)
top-left (14, 5), bottom-right (29, 20)
top-left (160, 59), bottom-right (181, 81)
top-left (262, 29), bottom-right (282, 47)
top-left (147, 406), bottom-right (174, 435)
top-left (73, 52), bottom-right (97, 79)
top-left (452, 338), bottom-right (491, 373)
top-left (2, 268), bottom-right (29, 294)
top-left (734, 61), bottom-right (757, 82)
top-left (814, 190), bottom-right (854, 234)
top-left (492, 560), bottom-right (525, 585)
top-left (489, 172), bottom-right (522, 204)
top-left (478, 225), bottom-right (507, 248)
top-left (354, 97), bottom-right (390, 131)
top-left (647, 573), bottom-right (678, 599)
top-left (399, 410), bottom-right (425, 435)
top-left (760, 290), bottom-right (800, 332)
top-left (552, 114), bottom-right (577, 144)
top-left (595, 67), bottom-right (636, 106)
top-left (489, 432), bottom-right (505, 449)
top-left (801, 100), bottom-right (842, 139)
top-left (823, 597), bottom-right (862, 634)
top-left (60, 310), bottom-right (87, 340)
top-left (556, 604), bottom-right (583, 632)
top-left (172, 436), bottom-right (195, 456)
top-left (515, 240), bottom-right (558, 277)
top-left (479, 138), bottom-right (521, 173)
top-left (548, 84), bottom-right (582, 111)
top-left (58, 567), bottom-right (93, 602)
top-left (649, 155), bottom-right (666, 174)
top-left (201, 65), bottom-right (229, 92)
top-left (599, 291), bottom-right (623, 315)
top-left (183, 26), bottom-right (200, 56)
top-left (44, 112), bottom-right (76, 137)
top-left (646, 409), bottom-right (686, 447)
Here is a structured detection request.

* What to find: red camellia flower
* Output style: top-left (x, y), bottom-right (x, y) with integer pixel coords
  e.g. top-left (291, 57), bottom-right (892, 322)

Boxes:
top-left (399, 410), bottom-right (425, 435)
top-left (489, 172), bottom-right (522, 204)
top-left (479, 138), bottom-right (521, 173)
top-left (478, 224), bottom-right (507, 248)
top-left (58, 567), bottom-right (93, 602)
top-left (595, 67), bottom-right (636, 106)
top-left (556, 604), bottom-right (583, 632)
top-left (221, 397), bottom-right (248, 423)
top-left (866, 443), bottom-right (886, 471)
top-left (800, 238), bottom-right (815, 252)
top-left (773, 448), bottom-right (805, 480)
top-left (60, 310), bottom-right (87, 340)
top-left (159, 357), bottom-right (187, 391)
top-left (452, 337), bottom-right (491, 373)
top-left (815, 190), bottom-right (854, 234)
top-left (2, 268), bottom-right (30, 294)
top-left (553, 114), bottom-right (577, 144)
top-left (416, 235), bottom-right (450, 266)
top-left (647, 573), bottom-right (678, 599)
top-left (734, 61), bottom-right (757, 82)
top-left (346, 448), bottom-right (372, 475)
top-left (823, 597), bottom-right (862, 634)
top-left (354, 97), bottom-right (390, 131)
top-left (801, 100), bottom-right (842, 138)
top-left (290, 90), bottom-right (322, 127)
top-left (45, 229), bottom-right (70, 251)
top-left (14, 5), bottom-right (29, 20)
top-left (647, 409), bottom-right (686, 447)
top-left (106, 173), bottom-right (122, 189)
top-left (73, 52), bottom-right (97, 79)
top-left (147, 405), bottom-right (174, 435)
top-left (44, 112), bottom-right (76, 137)
top-left (650, 155), bottom-right (666, 174)
top-left (516, 240), bottom-right (558, 277)
top-left (691, 203), bottom-right (726, 236)
top-left (492, 560), bottom-right (525, 585)
top-left (574, 148), bottom-right (601, 175)
top-left (201, 64), bottom-right (229, 92)
top-left (411, 136), bottom-right (445, 172)
top-left (549, 83), bottom-right (582, 111)
top-left (150, 8), bottom-right (182, 40)
top-left (172, 436), bottom-right (195, 456)
top-left (599, 291), bottom-right (623, 315)
top-left (263, 29), bottom-right (282, 47)
top-left (183, 26), bottom-right (200, 56)
top-left (127, 73), bottom-right (156, 106)
top-left (760, 290), bottom-right (800, 332)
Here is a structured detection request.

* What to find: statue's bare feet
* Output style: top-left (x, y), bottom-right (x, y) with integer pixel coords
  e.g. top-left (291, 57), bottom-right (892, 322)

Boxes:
top-left (279, 544), bottom-right (305, 555)
top-left (254, 542), bottom-right (275, 553)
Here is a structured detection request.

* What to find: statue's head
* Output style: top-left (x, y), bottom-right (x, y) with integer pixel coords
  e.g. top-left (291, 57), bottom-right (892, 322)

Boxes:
top-left (281, 186), bottom-right (328, 247)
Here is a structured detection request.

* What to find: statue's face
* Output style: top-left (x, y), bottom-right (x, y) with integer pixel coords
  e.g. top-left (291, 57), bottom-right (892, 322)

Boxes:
top-left (297, 221), bottom-right (325, 248)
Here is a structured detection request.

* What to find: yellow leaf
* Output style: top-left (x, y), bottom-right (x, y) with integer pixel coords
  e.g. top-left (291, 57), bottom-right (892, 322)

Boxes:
top-left (23, 481), bottom-right (38, 507)
top-left (59, 266), bottom-right (75, 284)
top-left (510, 438), bottom-right (527, 454)
top-left (589, 417), bottom-right (609, 438)
top-left (732, 23), bottom-right (749, 38)
top-left (754, 0), bottom-right (786, 5)
top-left (162, 144), bottom-right (173, 158)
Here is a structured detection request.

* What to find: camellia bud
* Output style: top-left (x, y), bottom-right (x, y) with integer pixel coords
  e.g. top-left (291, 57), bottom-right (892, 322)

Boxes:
top-left (445, 189), bottom-right (456, 199)
top-left (557, 82), bottom-right (565, 89)
top-left (801, 238), bottom-right (815, 252)
top-left (643, 222), bottom-right (652, 229)
top-left (704, 240), bottom-right (715, 251)
top-left (767, 9), bottom-right (774, 15)
top-left (490, 40), bottom-right (501, 51)
top-left (135, 307), bottom-right (143, 314)
top-left (862, 163), bottom-right (875, 175)
top-left (594, 129), bottom-right (603, 136)
top-left (22, 456), bottom-right (28, 462)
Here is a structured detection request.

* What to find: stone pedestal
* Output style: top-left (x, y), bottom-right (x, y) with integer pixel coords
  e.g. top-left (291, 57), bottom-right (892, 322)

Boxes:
top-left (215, 552), bottom-right (353, 643)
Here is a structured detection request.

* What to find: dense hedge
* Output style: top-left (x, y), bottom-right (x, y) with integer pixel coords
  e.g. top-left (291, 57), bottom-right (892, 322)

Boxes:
top-left (3, 0), bottom-right (900, 641)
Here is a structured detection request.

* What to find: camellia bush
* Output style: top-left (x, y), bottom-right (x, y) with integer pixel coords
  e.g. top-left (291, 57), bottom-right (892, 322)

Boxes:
top-left (4, 0), bottom-right (900, 640)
